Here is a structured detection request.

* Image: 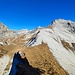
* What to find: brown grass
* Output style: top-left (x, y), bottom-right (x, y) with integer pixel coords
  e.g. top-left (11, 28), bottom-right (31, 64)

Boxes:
top-left (72, 43), bottom-right (75, 48)
top-left (12, 34), bottom-right (26, 44)
top-left (0, 44), bottom-right (16, 58)
top-left (21, 43), bottom-right (69, 75)
top-left (61, 40), bottom-right (74, 51)
top-left (0, 49), bottom-right (8, 58)
top-left (47, 25), bottom-right (54, 29)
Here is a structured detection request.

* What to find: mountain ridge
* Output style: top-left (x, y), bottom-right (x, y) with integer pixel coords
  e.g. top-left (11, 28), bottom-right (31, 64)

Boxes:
top-left (0, 19), bottom-right (75, 75)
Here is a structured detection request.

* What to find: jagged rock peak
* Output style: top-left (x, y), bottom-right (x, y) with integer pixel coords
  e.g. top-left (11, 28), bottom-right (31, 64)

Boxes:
top-left (49, 19), bottom-right (75, 32)
top-left (51, 19), bottom-right (75, 25)
top-left (0, 22), bottom-right (9, 31)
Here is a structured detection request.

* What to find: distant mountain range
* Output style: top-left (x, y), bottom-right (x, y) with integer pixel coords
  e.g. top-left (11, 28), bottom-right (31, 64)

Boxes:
top-left (0, 19), bottom-right (75, 75)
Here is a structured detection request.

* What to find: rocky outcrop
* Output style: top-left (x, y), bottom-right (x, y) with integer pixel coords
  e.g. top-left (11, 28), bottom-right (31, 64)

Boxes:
top-left (9, 52), bottom-right (41, 75)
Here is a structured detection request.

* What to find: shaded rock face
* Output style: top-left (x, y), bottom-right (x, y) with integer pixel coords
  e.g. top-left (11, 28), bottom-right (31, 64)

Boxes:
top-left (9, 52), bottom-right (42, 75)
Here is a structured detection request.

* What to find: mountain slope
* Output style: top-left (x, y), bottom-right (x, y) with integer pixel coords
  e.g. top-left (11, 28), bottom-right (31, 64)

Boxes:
top-left (24, 19), bottom-right (75, 75)
top-left (0, 19), bottom-right (75, 75)
top-left (24, 43), bottom-right (69, 75)
top-left (0, 43), bottom-right (69, 75)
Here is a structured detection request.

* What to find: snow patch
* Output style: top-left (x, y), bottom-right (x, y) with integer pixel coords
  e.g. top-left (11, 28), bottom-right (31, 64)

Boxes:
top-left (0, 55), bottom-right (10, 75)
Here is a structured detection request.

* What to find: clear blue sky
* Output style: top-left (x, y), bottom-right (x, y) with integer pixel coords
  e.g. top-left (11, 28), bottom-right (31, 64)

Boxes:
top-left (0, 0), bottom-right (75, 30)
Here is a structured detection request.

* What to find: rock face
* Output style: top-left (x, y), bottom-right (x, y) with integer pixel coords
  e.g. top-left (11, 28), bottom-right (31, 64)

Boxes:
top-left (0, 22), bottom-right (29, 40)
top-left (0, 22), bottom-right (8, 32)
top-left (51, 19), bottom-right (75, 32)
top-left (0, 19), bottom-right (75, 75)
top-left (0, 22), bottom-right (15, 39)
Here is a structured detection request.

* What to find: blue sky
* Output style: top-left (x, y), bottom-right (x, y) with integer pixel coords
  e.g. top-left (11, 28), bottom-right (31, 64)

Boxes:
top-left (0, 0), bottom-right (75, 30)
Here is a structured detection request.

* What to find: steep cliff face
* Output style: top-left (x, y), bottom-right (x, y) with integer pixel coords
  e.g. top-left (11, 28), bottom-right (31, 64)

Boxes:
top-left (0, 19), bottom-right (75, 75)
